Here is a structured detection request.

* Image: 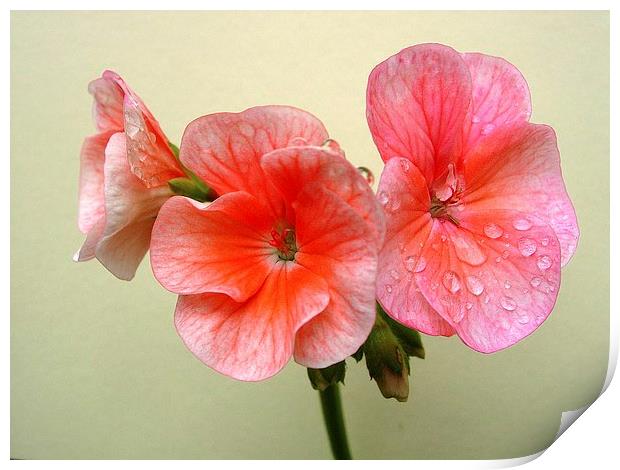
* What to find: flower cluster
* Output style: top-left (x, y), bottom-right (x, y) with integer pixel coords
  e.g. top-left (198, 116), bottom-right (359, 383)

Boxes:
top-left (75, 43), bottom-right (578, 385)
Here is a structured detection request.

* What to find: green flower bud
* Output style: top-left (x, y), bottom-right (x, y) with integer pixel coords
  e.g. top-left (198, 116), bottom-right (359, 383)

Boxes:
top-left (307, 361), bottom-right (346, 391)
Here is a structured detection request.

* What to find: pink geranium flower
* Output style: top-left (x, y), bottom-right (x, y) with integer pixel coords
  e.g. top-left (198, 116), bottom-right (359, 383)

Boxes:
top-left (150, 106), bottom-right (385, 380)
top-left (75, 71), bottom-right (184, 280)
top-left (368, 44), bottom-right (579, 352)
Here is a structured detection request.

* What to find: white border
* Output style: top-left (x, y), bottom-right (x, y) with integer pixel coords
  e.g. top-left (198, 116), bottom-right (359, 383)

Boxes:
top-left (4, 1), bottom-right (615, 467)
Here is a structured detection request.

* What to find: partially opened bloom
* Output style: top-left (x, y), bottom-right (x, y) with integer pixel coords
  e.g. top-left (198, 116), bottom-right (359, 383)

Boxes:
top-left (368, 44), bottom-right (579, 352)
top-left (75, 71), bottom-right (184, 280)
top-left (150, 106), bottom-right (385, 380)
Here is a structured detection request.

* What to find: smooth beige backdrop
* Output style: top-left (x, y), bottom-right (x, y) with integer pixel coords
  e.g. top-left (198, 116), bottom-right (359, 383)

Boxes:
top-left (11, 11), bottom-right (609, 459)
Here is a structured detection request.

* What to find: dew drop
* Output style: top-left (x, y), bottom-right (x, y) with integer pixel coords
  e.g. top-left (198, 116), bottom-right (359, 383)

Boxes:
top-left (385, 284), bottom-right (393, 294)
top-left (378, 191), bottom-right (389, 206)
top-left (502, 250), bottom-right (510, 259)
top-left (504, 280), bottom-right (512, 289)
top-left (483, 223), bottom-right (503, 239)
top-left (442, 271), bottom-right (461, 294)
top-left (472, 115), bottom-right (481, 123)
top-left (495, 256), bottom-right (502, 263)
top-left (518, 238), bottom-right (537, 257)
top-left (483, 295), bottom-right (490, 304)
top-left (541, 237), bottom-right (549, 247)
top-left (465, 302), bottom-right (473, 310)
top-left (389, 269), bottom-right (400, 280)
top-left (466, 275), bottom-right (484, 296)
top-left (530, 277), bottom-right (542, 287)
top-left (481, 123), bottom-right (496, 135)
top-left (537, 255), bottom-right (552, 271)
top-left (414, 256), bottom-right (427, 273)
top-left (513, 218), bottom-right (532, 231)
top-left (500, 297), bottom-right (517, 311)
top-left (518, 315), bottom-right (530, 324)
top-left (440, 234), bottom-right (447, 242)
top-left (405, 256), bottom-right (417, 272)
top-left (452, 306), bottom-right (465, 323)
top-left (357, 167), bottom-right (375, 185)
top-left (399, 159), bottom-right (410, 173)
top-left (452, 235), bottom-right (487, 266)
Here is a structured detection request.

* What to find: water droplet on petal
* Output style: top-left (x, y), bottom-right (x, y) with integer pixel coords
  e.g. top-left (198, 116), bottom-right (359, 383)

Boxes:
top-left (495, 256), bottom-right (502, 263)
top-left (357, 167), bottom-right (374, 185)
top-left (399, 159), bottom-right (410, 173)
top-left (484, 223), bottom-right (503, 239)
top-left (504, 280), bottom-right (512, 289)
top-left (452, 235), bottom-right (487, 266)
top-left (405, 256), bottom-right (416, 272)
top-left (466, 275), bottom-right (484, 296)
top-left (541, 237), bottom-right (549, 247)
top-left (465, 302), bottom-right (473, 310)
top-left (513, 218), bottom-right (532, 231)
top-left (500, 297), bottom-right (517, 311)
top-left (502, 250), bottom-right (510, 259)
top-left (414, 256), bottom-right (427, 273)
top-left (481, 123), bottom-right (496, 135)
top-left (389, 269), bottom-right (400, 280)
top-left (390, 197), bottom-right (402, 211)
top-left (385, 284), bottom-right (393, 294)
top-left (530, 277), bottom-right (542, 287)
top-left (518, 238), bottom-right (537, 257)
top-left (442, 271), bottom-right (461, 294)
top-left (440, 234), bottom-right (447, 242)
top-left (472, 115), bottom-right (481, 123)
top-left (518, 315), bottom-right (530, 324)
top-left (378, 191), bottom-right (389, 206)
top-left (537, 255), bottom-right (552, 271)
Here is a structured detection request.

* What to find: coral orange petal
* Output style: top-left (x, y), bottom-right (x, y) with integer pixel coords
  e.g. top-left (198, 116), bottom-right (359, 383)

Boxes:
top-left (77, 131), bottom-right (115, 234)
top-left (375, 158), bottom-right (456, 336)
top-left (461, 52), bottom-right (531, 154)
top-left (150, 192), bottom-right (278, 300)
top-left (293, 185), bottom-right (379, 368)
top-left (415, 210), bottom-right (562, 353)
top-left (366, 43), bottom-right (472, 184)
top-left (261, 145), bottom-right (386, 248)
top-left (88, 76), bottom-right (124, 132)
top-left (178, 106), bottom-right (328, 213)
top-left (463, 123), bottom-right (579, 266)
top-left (94, 133), bottom-right (172, 280)
top-left (102, 70), bottom-right (183, 188)
top-left (175, 261), bottom-right (330, 381)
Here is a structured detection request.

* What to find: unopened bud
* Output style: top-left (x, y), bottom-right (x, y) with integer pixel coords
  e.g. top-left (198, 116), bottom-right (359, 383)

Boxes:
top-left (307, 361), bottom-right (346, 391)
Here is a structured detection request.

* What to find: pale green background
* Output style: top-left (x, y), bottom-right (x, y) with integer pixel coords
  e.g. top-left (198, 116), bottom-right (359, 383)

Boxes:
top-left (11, 11), bottom-right (609, 459)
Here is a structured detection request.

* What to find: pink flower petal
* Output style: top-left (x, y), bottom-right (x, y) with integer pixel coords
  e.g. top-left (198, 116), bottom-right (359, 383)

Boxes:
top-left (261, 145), bottom-right (385, 248)
top-left (463, 123), bottom-right (579, 266)
top-left (292, 185), bottom-right (379, 367)
top-left (366, 43), bottom-right (472, 184)
top-left (102, 70), bottom-right (183, 188)
top-left (175, 261), bottom-right (330, 381)
top-left (461, 52), bottom-right (531, 153)
top-left (150, 192), bottom-right (277, 301)
top-left (88, 77), bottom-right (124, 132)
top-left (95, 133), bottom-right (171, 280)
top-left (74, 218), bottom-right (105, 262)
top-left (375, 158), bottom-right (456, 336)
top-left (178, 105), bottom-right (328, 214)
top-left (77, 131), bottom-right (114, 234)
top-left (415, 210), bottom-right (562, 353)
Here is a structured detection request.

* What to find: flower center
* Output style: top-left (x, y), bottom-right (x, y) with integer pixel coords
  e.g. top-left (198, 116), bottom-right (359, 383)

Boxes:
top-left (268, 227), bottom-right (298, 261)
top-left (429, 164), bottom-right (461, 226)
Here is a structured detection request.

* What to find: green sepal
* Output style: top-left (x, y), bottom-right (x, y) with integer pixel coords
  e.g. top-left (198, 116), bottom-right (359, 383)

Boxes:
top-left (351, 345), bottom-right (364, 362)
top-left (377, 303), bottom-right (425, 360)
top-left (168, 177), bottom-right (214, 203)
top-left (168, 141), bottom-right (180, 158)
top-left (307, 361), bottom-right (346, 391)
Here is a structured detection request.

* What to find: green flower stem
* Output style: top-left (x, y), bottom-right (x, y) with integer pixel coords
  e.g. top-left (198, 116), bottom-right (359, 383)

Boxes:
top-left (318, 383), bottom-right (352, 460)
